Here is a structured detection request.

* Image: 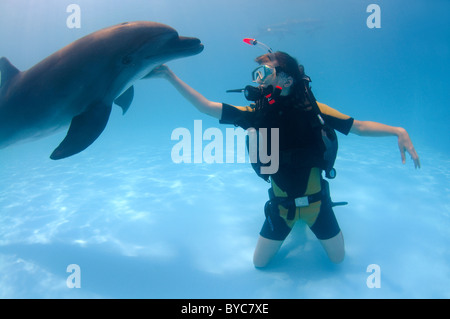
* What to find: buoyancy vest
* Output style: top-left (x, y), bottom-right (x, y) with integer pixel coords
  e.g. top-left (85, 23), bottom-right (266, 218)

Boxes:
top-left (246, 79), bottom-right (338, 184)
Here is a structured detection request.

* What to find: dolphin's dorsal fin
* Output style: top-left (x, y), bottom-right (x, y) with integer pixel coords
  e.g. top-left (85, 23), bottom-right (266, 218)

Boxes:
top-left (114, 86), bottom-right (134, 115)
top-left (50, 102), bottom-right (112, 160)
top-left (0, 57), bottom-right (20, 89)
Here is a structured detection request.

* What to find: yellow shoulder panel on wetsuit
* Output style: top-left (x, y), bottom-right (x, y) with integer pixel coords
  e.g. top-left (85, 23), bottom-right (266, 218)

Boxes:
top-left (317, 102), bottom-right (351, 120)
top-left (233, 105), bottom-right (256, 112)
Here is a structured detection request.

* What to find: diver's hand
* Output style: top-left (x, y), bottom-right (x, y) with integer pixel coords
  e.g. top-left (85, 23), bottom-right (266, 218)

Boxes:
top-left (397, 128), bottom-right (421, 169)
top-left (146, 64), bottom-right (173, 79)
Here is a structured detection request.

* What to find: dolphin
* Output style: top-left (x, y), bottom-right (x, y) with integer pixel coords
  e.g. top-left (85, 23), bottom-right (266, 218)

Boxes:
top-left (0, 21), bottom-right (203, 160)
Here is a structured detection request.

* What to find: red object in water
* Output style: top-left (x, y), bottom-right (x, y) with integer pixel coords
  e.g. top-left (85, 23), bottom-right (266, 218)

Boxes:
top-left (243, 38), bottom-right (257, 46)
top-left (243, 38), bottom-right (273, 53)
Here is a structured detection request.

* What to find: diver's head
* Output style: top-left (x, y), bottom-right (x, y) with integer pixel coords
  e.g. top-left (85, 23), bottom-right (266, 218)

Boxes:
top-left (253, 51), bottom-right (305, 97)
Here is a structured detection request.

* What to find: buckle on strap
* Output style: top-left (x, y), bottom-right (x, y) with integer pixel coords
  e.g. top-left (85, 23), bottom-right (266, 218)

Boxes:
top-left (294, 196), bottom-right (309, 207)
top-left (295, 190), bottom-right (323, 207)
top-left (267, 187), bottom-right (325, 220)
top-left (269, 187), bottom-right (323, 208)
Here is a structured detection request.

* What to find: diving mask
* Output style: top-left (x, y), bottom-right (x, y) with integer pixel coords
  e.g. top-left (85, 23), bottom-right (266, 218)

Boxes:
top-left (252, 65), bottom-right (277, 84)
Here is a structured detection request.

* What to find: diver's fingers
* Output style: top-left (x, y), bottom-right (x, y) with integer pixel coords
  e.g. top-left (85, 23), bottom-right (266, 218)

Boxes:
top-left (406, 144), bottom-right (420, 168)
top-left (400, 146), bottom-right (407, 165)
top-left (403, 145), bottom-right (421, 169)
top-left (414, 157), bottom-right (421, 169)
top-left (410, 149), bottom-right (421, 169)
top-left (145, 64), bottom-right (169, 78)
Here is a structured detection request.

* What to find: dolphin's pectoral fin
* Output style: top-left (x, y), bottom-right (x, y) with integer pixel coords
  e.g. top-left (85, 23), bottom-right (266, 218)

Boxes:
top-left (50, 102), bottom-right (112, 160)
top-left (114, 86), bottom-right (134, 115)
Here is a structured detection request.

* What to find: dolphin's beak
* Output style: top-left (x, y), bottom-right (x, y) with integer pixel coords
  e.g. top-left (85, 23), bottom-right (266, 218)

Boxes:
top-left (176, 36), bottom-right (204, 56)
top-left (144, 35), bottom-right (204, 61)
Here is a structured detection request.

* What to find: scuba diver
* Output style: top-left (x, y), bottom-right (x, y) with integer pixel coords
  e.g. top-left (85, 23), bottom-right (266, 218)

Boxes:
top-left (149, 49), bottom-right (420, 268)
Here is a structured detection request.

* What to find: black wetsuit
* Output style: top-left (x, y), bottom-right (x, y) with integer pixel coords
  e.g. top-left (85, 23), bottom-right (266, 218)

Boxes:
top-left (220, 97), bottom-right (354, 240)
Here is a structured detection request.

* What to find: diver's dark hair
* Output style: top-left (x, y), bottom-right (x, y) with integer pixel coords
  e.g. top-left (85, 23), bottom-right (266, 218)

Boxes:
top-left (255, 51), bottom-right (306, 101)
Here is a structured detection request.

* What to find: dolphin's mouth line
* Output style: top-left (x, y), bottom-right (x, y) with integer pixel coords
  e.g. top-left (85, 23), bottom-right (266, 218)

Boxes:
top-left (144, 35), bottom-right (203, 60)
top-left (144, 42), bottom-right (204, 60)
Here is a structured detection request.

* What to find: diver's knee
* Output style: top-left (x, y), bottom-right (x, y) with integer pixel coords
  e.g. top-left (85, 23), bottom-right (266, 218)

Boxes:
top-left (253, 259), bottom-right (269, 269)
top-left (327, 244), bottom-right (345, 264)
top-left (328, 250), bottom-right (345, 264)
top-left (253, 252), bottom-right (271, 268)
top-left (253, 236), bottom-right (283, 268)
top-left (253, 256), bottom-right (270, 269)
top-left (320, 231), bottom-right (345, 264)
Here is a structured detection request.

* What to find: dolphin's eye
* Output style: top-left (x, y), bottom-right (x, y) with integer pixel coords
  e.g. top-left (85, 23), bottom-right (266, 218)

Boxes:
top-left (122, 56), bottom-right (132, 65)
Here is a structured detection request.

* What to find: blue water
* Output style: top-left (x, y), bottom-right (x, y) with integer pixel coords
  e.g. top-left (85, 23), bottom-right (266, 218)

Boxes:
top-left (0, 0), bottom-right (449, 298)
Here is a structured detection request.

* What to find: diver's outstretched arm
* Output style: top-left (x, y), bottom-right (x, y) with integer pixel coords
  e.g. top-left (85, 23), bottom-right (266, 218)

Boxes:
top-left (149, 65), bottom-right (223, 119)
top-left (350, 120), bottom-right (421, 169)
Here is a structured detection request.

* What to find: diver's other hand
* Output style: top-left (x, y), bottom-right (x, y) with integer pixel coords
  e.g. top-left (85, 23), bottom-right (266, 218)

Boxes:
top-left (147, 64), bottom-right (173, 79)
top-left (397, 128), bottom-right (421, 169)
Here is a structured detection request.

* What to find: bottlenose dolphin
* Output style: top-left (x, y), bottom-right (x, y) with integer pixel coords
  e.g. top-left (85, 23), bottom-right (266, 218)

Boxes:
top-left (0, 21), bottom-right (203, 159)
